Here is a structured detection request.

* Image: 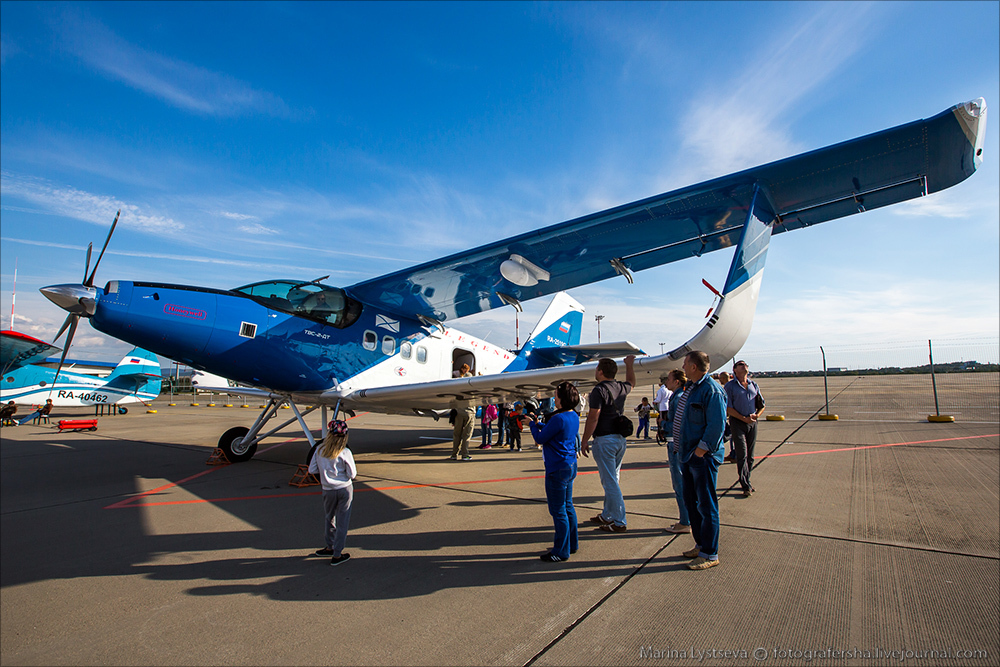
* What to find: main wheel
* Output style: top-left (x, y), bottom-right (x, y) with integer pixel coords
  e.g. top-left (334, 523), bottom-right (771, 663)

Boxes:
top-left (218, 426), bottom-right (257, 463)
top-left (118, 406), bottom-right (128, 415)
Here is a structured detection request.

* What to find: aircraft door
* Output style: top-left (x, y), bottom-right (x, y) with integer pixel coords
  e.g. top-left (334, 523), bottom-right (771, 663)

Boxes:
top-left (452, 349), bottom-right (476, 377)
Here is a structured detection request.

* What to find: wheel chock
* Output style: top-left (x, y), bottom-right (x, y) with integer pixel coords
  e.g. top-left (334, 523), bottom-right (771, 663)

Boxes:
top-left (765, 415), bottom-right (785, 421)
top-left (289, 464), bottom-right (320, 487)
top-left (818, 414), bottom-right (839, 421)
top-left (928, 414), bottom-right (955, 423)
top-left (206, 448), bottom-right (231, 465)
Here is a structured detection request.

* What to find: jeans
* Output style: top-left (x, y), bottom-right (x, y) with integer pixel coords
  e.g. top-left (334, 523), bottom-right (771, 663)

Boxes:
top-left (682, 454), bottom-right (720, 559)
top-left (545, 463), bottom-right (579, 559)
top-left (592, 434), bottom-right (628, 526)
top-left (481, 422), bottom-right (493, 446)
top-left (729, 418), bottom-right (756, 491)
top-left (667, 444), bottom-right (690, 526)
top-left (322, 485), bottom-right (353, 557)
top-left (637, 417), bottom-right (650, 438)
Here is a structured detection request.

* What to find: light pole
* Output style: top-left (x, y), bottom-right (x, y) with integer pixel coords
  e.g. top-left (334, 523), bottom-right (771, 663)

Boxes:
top-left (595, 314), bottom-right (605, 343)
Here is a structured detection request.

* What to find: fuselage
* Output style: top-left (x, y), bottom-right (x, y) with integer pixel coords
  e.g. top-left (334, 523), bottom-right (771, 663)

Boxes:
top-left (89, 280), bottom-right (517, 394)
top-left (0, 363), bottom-right (159, 407)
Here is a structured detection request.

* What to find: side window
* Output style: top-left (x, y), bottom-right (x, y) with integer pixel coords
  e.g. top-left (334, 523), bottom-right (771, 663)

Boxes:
top-left (400, 342), bottom-right (412, 360)
top-left (382, 336), bottom-right (395, 355)
top-left (362, 330), bottom-right (377, 351)
top-left (416, 346), bottom-right (428, 364)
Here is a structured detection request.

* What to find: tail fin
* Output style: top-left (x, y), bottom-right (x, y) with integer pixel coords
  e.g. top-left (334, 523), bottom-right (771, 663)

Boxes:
top-left (104, 348), bottom-right (162, 397)
top-left (504, 292), bottom-right (585, 372)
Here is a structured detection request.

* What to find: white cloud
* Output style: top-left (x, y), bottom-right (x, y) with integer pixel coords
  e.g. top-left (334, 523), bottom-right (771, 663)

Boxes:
top-left (54, 9), bottom-right (292, 118)
top-left (219, 211), bottom-right (259, 221)
top-left (670, 3), bottom-right (879, 184)
top-left (0, 172), bottom-right (182, 233)
top-left (238, 223), bottom-right (279, 236)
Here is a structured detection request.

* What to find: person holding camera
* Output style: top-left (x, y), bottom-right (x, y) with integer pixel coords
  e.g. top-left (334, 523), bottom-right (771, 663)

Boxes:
top-left (528, 382), bottom-right (581, 562)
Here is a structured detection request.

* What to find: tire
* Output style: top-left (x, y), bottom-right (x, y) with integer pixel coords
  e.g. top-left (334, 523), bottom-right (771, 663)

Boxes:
top-left (218, 426), bottom-right (257, 463)
top-left (118, 406), bottom-right (128, 415)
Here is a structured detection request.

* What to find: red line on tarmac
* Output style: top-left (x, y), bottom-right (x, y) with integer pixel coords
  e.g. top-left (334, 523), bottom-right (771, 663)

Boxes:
top-left (104, 413), bottom-right (369, 509)
top-left (761, 433), bottom-right (998, 460)
top-left (106, 462), bottom-right (670, 509)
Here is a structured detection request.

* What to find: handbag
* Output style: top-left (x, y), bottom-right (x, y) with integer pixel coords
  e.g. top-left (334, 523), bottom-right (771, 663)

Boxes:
top-left (613, 414), bottom-right (634, 437)
top-left (754, 391), bottom-right (765, 412)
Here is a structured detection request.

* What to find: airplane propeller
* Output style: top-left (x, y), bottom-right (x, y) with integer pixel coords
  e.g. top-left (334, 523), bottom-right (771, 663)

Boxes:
top-left (40, 210), bottom-right (121, 390)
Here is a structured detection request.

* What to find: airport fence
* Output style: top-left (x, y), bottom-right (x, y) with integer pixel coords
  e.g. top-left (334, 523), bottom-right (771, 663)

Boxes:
top-left (735, 336), bottom-right (999, 423)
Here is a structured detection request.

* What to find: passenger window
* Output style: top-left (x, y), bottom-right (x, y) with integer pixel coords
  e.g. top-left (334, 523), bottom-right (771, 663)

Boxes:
top-left (400, 342), bottom-right (412, 359)
top-left (363, 331), bottom-right (377, 351)
top-left (382, 336), bottom-right (395, 355)
top-left (416, 346), bottom-right (427, 364)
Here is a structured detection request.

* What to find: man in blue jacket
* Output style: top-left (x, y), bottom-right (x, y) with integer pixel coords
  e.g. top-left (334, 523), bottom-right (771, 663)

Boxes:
top-left (674, 350), bottom-right (728, 570)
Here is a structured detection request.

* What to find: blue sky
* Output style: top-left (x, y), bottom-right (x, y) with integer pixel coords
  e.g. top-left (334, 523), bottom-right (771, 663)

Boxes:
top-left (2, 1), bottom-right (998, 371)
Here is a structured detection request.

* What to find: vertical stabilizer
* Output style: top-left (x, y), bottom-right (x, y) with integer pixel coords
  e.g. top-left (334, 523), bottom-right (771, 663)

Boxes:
top-left (503, 292), bottom-right (585, 372)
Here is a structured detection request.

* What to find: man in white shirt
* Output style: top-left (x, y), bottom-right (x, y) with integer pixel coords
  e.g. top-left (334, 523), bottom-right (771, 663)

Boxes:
top-left (654, 378), bottom-right (672, 445)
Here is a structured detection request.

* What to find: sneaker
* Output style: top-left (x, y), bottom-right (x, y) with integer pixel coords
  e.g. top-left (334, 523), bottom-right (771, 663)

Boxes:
top-left (539, 552), bottom-right (565, 562)
top-left (682, 546), bottom-right (701, 558)
top-left (449, 455), bottom-right (458, 460)
top-left (742, 488), bottom-right (752, 497)
top-left (313, 547), bottom-right (334, 557)
top-left (687, 556), bottom-right (720, 570)
top-left (589, 514), bottom-right (613, 525)
top-left (667, 523), bottom-right (691, 534)
top-left (461, 455), bottom-right (473, 461)
top-left (330, 553), bottom-right (351, 566)
top-left (598, 523), bottom-right (627, 533)
top-left (483, 445), bottom-right (492, 449)
top-left (517, 447), bottom-right (522, 452)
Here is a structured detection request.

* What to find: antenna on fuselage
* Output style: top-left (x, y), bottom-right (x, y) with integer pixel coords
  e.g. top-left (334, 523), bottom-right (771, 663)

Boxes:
top-left (310, 275), bottom-right (330, 284)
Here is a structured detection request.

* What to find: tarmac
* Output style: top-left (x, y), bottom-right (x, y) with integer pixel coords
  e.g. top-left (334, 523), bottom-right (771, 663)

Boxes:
top-left (1, 375), bottom-right (997, 666)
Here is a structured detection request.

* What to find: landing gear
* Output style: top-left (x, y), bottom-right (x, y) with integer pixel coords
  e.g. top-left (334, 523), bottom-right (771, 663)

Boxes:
top-left (214, 396), bottom-right (328, 463)
top-left (218, 426), bottom-right (256, 462)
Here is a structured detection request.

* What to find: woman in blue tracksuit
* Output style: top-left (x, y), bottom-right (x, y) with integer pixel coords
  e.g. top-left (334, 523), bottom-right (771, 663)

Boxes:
top-left (528, 381), bottom-right (581, 562)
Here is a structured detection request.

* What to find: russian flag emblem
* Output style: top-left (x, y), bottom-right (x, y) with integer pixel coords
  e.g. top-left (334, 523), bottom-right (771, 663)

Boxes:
top-left (558, 321), bottom-right (570, 333)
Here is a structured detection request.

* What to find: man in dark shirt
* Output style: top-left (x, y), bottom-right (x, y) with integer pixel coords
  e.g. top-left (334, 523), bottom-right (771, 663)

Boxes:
top-left (723, 360), bottom-right (764, 497)
top-left (581, 355), bottom-right (636, 532)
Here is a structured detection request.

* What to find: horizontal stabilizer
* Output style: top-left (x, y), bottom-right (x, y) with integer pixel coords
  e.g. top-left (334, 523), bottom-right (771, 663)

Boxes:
top-left (528, 341), bottom-right (645, 366)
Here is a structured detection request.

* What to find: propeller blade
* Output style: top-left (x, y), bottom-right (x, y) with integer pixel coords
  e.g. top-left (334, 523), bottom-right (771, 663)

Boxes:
top-left (83, 243), bottom-right (93, 284)
top-left (85, 209), bottom-right (120, 287)
top-left (50, 316), bottom-right (79, 392)
top-left (53, 312), bottom-right (76, 342)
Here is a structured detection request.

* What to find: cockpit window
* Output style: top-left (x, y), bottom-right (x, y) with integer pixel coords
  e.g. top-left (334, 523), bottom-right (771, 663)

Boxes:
top-left (233, 280), bottom-right (363, 329)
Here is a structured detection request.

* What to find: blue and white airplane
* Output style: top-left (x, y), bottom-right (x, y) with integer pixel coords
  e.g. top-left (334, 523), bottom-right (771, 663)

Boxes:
top-left (0, 330), bottom-right (162, 409)
top-left (39, 98), bottom-right (987, 461)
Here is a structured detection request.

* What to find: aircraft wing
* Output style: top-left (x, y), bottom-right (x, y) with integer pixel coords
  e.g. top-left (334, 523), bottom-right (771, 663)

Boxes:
top-left (346, 99), bottom-right (986, 322)
top-left (1, 331), bottom-right (62, 375)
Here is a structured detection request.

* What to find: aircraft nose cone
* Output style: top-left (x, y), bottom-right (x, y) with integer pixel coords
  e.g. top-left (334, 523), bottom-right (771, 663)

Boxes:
top-left (40, 284), bottom-right (98, 317)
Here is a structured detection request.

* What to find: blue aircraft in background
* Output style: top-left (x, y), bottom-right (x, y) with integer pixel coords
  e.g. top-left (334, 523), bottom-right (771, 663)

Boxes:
top-left (39, 98), bottom-right (987, 461)
top-left (0, 330), bottom-right (161, 411)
